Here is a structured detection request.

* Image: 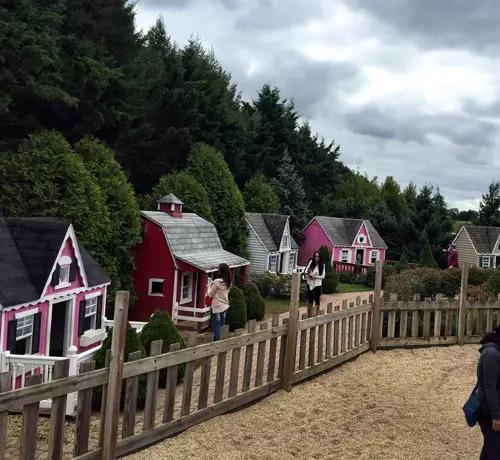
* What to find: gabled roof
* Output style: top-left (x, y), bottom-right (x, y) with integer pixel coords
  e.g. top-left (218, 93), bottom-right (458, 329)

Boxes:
top-left (158, 193), bottom-right (183, 205)
top-left (0, 217), bottom-right (110, 308)
top-left (313, 216), bottom-right (388, 249)
top-left (246, 213), bottom-right (299, 252)
top-left (141, 211), bottom-right (249, 272)
top-left (459, 225), bottom-right (500, 254)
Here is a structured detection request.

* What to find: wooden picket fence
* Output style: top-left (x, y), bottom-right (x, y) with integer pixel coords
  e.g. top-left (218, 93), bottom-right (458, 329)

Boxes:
top-left (0, 262), bottom-right (495, 459)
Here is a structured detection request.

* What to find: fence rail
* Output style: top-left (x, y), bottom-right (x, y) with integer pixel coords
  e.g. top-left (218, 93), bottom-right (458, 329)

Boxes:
top-left (0, 262), bottom-right (496, 459)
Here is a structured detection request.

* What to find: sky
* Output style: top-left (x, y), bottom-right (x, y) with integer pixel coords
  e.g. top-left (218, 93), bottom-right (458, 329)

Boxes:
top-left (134, 0), bottom-right (500, 210)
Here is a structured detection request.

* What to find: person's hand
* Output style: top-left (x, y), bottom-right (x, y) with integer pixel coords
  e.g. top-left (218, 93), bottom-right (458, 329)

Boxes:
top-left (492, 420), bottom-right (500, 431)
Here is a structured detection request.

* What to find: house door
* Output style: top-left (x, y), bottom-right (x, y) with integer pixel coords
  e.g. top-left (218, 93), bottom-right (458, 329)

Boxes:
top-left (496, 256), bottom-right (500, 268)
top-left (279, 254), bottom-right (285, 274)
top-left (50, 301), bottom-right (68, 357)
top-left (355, 249), bottom-right (364, 265)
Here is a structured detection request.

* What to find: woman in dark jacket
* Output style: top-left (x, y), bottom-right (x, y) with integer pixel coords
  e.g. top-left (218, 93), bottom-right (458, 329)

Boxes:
top-left (477, 326), bottom-right (500, 459)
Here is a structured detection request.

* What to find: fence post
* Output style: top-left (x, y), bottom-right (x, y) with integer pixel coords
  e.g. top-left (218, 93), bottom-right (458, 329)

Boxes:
top-left (283, 272), bottom-right (300, 392)
top-left (65, 345), bottom-right (78, 416)
top-left (102, 291), bottom-right (129, 460)
top-left (370, 260), bottom-right (383, 353)
top-left (458, 263), bottom-right (469, 345)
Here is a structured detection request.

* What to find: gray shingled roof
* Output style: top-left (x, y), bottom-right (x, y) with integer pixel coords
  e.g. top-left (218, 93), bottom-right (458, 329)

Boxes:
top-left (142, 211), bottom-right (249, 271)
top-left (158, 193), bottom-right (183, 205)
top-left (464, 225), bottom-right (500, 254)
top-left (246, 213), bottom-right (299, 252)
top-left (0, 217), bottom-right (110, 308)
top-left (314, 216), bottom-right (387, 249)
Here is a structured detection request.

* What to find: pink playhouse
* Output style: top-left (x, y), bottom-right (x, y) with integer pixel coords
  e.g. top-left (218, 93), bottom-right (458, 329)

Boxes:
top-left (0, 217), bottom-right (110, 359)
top-left (299, 216), bottom-right (387, 268)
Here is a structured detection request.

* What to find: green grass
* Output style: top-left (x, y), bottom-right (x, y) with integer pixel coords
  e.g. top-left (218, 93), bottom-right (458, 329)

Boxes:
top-left (336, 283), bottom-right (373, 293)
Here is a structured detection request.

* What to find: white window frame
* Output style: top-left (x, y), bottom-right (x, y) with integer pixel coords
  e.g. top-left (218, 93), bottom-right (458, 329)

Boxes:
top-left (288, 252), bottom-right (296, 272)
top-left (268, 253), bottom-right (279, 272)
top-left (370, 250), bottom-right (379, 264)
top-left (148, 278), bottom-right (165, 297)
top-left (341, 249), bottom-right (350, 263)
top-left (482, 256), bottom-right (491, 269)
top-left (56, 255), bottom-right (73, 289)
top-left (180, 272), bottom-right (193, 304)
top-left (84, 296), bottom-right (98, 331)
top-left (16, 315), bottom-right (34, 355)
top-left (357, 234), bottom-right (367, 244)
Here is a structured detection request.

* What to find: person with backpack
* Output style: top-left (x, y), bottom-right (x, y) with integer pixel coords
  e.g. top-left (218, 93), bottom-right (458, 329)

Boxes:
top-left (305, 251), bottom-right (325, 317)
top-left (206, 263), bottom-right (232, 342)
top-left (476, 325), bottom-right (500, 458)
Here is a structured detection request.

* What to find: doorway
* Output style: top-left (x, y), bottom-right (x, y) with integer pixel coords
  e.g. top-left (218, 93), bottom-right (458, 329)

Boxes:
top-left (355, 248), bottom-right (365, 265)
top-left (50, 301), bottom-right (68, 357)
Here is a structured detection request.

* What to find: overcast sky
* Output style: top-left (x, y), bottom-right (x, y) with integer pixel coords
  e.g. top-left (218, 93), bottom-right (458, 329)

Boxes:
top-left (134, 0), bottom-right (500, 210)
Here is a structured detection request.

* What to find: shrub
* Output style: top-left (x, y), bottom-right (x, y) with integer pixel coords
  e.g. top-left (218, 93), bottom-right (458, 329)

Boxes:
top-left (394, 255), bottom-right (411, 273)
top-left (242, 283), bottom-right (266, 321)
top-left (484, 268), bottom-right (500, 295)
top-left (338, 272), bottom-right (365, 285)
top-left (383, 270), bottom-right (425, 301)
top-left (318, 246), bottom-right (338, 294)
top-left (93, 326), bottom-right (147, 409)
top-left (226, 287), bottom-right (247, 331)
top-left (468, 266), bottom-right (493, 286)
top-left (250, 272), bottom-right (306, 300)
top-left (139, 310), bottom-right (185, 386)
top-left (365, 264), bottom-right (395, 289)
top-left (419, 242), bottom-right (439, 268)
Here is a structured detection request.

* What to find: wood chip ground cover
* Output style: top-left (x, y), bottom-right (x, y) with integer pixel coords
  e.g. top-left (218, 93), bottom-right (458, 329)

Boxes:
top-left (128, 345), bottom-right (483, 460)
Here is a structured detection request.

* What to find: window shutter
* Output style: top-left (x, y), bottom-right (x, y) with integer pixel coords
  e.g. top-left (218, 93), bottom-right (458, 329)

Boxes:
top-left (32, 312), bottom-right (42, 354)
top-left (51, 264), bottom-right (61, 287)
top-left (78, 299), bottom-right (87, 336)
top-left (96, 295), bottom-right (103, 329)
top-left (69, 260), bottom-right (77, 283)
top-left (7, 319), bottom-right (17, 353)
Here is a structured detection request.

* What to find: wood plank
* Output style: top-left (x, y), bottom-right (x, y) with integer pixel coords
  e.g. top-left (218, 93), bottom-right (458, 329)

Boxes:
top-left (143, 340), bottom-right (162, 431)
top-left (75, 361), bottom-right (97, 456)
top-left (277, 319), bottom-right (287, 379)
top-left (255, 323), bottom-right (268, 387)
top-left (228, 329), bottom-right (245, 398)
top-left (299, 313), bottom-right (307, 370)
top-left (445, 310), bottom-right (453, 337)
top-left (214, 326), bottom-right (229, 404)
top-left (243, 320), bottom-right (257, 392)
top-left (341, 308), bottom-right (347, 354)
top-left (487, 308), bottom-right (493, 333)
top-left (370, 260), bottom-right (383, 352)
top-left (348, 302), bottom-right (355, 349)
top-left (181, 333), bottom-right (198, 416)
top-left (48, 360), bottom-right (70, 460)
top-left (283, 273), bottom-right (300, 391)
top-left (361, 312), bottom-right (368, 343)
top-left (267, 317), bottom-right (279, 383)
top-left (411, 311), bottom-right (419, 337)
top-left (457, 263), bottom-right (469, 345)
top-left (197, 357), bottom-right (211, 410)
top-left (317, 310), bottom-right (325, 362)
top-left (308, 309), bottom-right (317, 367)
top-left (20, 373), bottom-right (43, 460)
top-left (399, 311), bottom-right (408, 338)
top-left (355, 313), bottom-right (361, 346)
top-left (122, 352), bottom-right (142, 439)
top-left (102, 291), bottom-right (129, 460)
top-left (434, 310), bottom-right (442, 337)
top-left (163, 343), bottom-right (180, 423)
top-left (387, 311), bottom-right (396, 339)
top-left (99, 350), bottom-right (112, 447)
top-left (325, 305), bottom-right (333, 359)
top-left (423, 310), bottom-right (431, 337)
top-left (297, 304), bottom-right (372, 330)
top-left (0, 372), bottom-right (11, 460)
top-left (379, 336), bottom-right (458, 347)
top-left (478, 310), bottom-right (485, 336)
top-left (466, 310), bottom-right (474, 337)
top-left (367, 310), bottom-right (372, 341)
top-left (379, 311), bottom-right (384, 338)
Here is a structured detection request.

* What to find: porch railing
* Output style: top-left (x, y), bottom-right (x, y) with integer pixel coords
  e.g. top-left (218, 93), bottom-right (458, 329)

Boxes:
top-left (333, 261), bottom-right (371, 274)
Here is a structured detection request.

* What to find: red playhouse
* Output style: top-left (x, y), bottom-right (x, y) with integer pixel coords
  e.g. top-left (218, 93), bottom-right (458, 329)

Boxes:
top-left (131, 194), bottom-right (249, 328)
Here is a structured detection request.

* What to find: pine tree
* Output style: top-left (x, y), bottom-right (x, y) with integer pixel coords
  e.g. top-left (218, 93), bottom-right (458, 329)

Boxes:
top-left (272, 149), bottom-right (310, 239)
top-left (477, 181), bottom-right (500, 226)
top-left (419, 242), bottom-right (439, 268)
top-left (243, 173), bottom-right (281, 214)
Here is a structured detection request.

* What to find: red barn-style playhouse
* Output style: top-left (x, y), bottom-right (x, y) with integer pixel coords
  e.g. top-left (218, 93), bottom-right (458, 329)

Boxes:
top-left (131, 194), bottom-right (249, 328)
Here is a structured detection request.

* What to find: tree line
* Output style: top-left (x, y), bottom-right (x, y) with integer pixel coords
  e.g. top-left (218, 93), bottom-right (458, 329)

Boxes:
top-left (0, 0), bottom-right (492, 301)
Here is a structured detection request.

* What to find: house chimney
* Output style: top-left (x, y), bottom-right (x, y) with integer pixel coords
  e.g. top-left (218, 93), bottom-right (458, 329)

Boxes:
top-left (157, 193), bottom-right (183, 218)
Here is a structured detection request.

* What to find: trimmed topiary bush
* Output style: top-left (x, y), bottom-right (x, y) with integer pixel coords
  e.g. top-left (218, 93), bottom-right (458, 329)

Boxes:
top-left (419, 242), bottom-right (439, 268)
top-left (242, 283), bottom-right (266, 321)
top-left (140, 310), bottom-right (185, 386)
top-left (394, 254), bottom-right (411, 273)
top-left (227, 287), bottom-right (247, 331)
top-left (318, 246), bottom-right (338, 294)
top-left (93, 326), bottom-right (147, 410)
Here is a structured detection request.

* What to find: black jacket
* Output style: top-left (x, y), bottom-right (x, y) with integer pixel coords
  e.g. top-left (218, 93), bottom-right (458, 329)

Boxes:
top-left (477, 338), bottom-right (500, 420)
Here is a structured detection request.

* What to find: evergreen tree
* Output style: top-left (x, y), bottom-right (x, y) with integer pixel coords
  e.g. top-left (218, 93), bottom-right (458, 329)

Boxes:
top-left (272, 149), bottom-right (310, 239)
top-left (368, 201), bottom-right (401, 260)
top-left (419, 242), bottom-right (439, 268)
top-left (226, 287), bottom-right (247, 331)
top-left (477, 181), bottom-right (500, 226)
top-left (380, 176), bottom-right (407, 222)
top-left (243, 173), bottom-right (281, 214)
top-left (394, 254), bottom-right (411, 273)
top-left (187, 143), bottom-right (247, 253)
top-left (142, 171), bottom-right (213, 222)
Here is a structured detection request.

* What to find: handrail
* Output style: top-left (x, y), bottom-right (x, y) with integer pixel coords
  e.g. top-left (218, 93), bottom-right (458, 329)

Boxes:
top-left (2, 352), bottom-right (66, 365)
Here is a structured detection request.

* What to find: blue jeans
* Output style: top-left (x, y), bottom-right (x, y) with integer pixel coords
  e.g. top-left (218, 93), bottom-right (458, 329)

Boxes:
top-left (212, 311), bottom-right (226, 341)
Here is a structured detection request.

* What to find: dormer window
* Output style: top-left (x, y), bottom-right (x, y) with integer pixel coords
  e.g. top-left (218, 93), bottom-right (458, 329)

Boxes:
top-left (51, 256), bottom-right (77, 289)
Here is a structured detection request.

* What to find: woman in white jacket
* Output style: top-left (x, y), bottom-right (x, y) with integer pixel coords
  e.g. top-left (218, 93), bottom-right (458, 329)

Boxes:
top-left (305, 251), bottom-right (325, 317)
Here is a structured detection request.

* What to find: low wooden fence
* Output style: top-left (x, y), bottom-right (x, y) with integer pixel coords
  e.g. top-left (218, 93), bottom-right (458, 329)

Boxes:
top-left (0, 262), bottom-right (495, 459)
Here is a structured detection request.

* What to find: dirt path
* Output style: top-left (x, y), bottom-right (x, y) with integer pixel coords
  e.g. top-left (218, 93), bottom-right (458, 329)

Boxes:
top-left (128, 345), bottom-right (482, 460)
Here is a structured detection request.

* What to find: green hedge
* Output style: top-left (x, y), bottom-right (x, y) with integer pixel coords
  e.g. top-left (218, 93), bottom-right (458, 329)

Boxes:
top-left (250, 272), bottom-right (307, 301)
top-left (227, 287), bottom-right (247, 331)
top-left (242, 283), bottom-right (266, 321)
top-left (318, 246), bottom-right (339, 294)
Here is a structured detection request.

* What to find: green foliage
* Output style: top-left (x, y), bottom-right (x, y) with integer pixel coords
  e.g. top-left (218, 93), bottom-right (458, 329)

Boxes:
top-left (241, 283), bottom-right (266, 321)
top-left (318, 246), bottom-right (338, 294)
top-left (143, 171), bottom-right (214, 222)
top-left (484, 269), bottom-right (500, 295)
top-left (364, 264), bottom-right (396, 289)
top-left (394, 255), bottom-right (411, 273)
top-left (75, 137), bottom-right (141, 307)
top-left (244, 173), bottom-right (281, 214)
top-left (419, 242), bottom-right (439, 268)
top-left (226, 287), bottom-right (247, 331)
top-left (139, 310), bottom-right (185, 386)
top-left (468, 266), bottom-right (493, 286)
top-left (187, 143), bottom-right (247, 253)
top-left (476, 181), bottom-right (500, 226)
top-left (93, 326), bottom-right (147, 409)
top-left (0, 131), bottom-right (112, 269)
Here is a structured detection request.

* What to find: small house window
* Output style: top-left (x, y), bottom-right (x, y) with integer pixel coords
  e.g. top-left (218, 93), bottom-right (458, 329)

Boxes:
top-left (288, 252), bottom-right (296, 272)
top-left (482, 256), bottom-right (491, 269)
top-left (357, 235), bottom-right (366, 244)
top-left (370, 250), bottom-right (379, 264)
top-left (341, 249), bottom-right (350, 263)
top-left (148, 279), bottom-right (164, 297)
top-left (268, 254), bottom-right (279, 272)
top-left (16, 316), bottom-right (34, 355)
top-left (283, 235), bottom-right (289, 248)
top-left (84, 297), bottom-right (98, 331)
top-left (181, 273), bottom-right (193, 303)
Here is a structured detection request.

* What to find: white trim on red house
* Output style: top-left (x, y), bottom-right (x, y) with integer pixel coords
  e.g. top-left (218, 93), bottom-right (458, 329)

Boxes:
top-left (41, 225), bottom-right (88, 298)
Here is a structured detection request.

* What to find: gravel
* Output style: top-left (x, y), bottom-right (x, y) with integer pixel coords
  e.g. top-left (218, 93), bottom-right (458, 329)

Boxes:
top-left (128, 345), bottom-right (483, 460)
